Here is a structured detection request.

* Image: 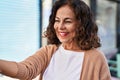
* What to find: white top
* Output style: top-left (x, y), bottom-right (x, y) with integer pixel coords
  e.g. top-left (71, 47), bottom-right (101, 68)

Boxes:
top-left (43, 45), bottom-right (84, 80)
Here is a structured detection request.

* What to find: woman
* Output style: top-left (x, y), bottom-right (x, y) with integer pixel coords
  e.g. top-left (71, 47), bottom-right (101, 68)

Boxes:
top-left (0, 0), bottom-right (111, 80)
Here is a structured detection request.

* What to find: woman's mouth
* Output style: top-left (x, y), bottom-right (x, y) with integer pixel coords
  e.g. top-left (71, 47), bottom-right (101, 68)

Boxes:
top-left (59, 32), bottom-right (68, 37)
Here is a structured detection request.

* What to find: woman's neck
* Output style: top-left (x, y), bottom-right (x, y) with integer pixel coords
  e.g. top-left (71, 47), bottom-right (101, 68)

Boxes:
top-left (61, 42), bottom-right (83, 52)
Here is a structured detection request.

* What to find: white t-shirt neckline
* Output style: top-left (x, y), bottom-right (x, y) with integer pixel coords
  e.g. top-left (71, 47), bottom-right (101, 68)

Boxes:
top-left (43, 45), bottom-right (84, 80)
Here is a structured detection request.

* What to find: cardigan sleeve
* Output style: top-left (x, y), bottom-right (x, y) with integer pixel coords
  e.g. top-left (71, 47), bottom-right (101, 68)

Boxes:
top-left (14, 45), bottom-right (57, 80)
top-left (14, 46), bottom-right (49, 80)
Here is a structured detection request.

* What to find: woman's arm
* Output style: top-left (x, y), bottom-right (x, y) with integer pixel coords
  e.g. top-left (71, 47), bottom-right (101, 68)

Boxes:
top-left (0, 59), bottom-right (18, 77)
top-left (0, 46), bottom-right (50, 79)
top-left (0, 45), bottom-right (57, 79)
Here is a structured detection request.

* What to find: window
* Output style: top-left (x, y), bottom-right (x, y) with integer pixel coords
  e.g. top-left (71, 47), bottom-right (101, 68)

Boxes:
top-left (0, 0), bottom-right (40, 61)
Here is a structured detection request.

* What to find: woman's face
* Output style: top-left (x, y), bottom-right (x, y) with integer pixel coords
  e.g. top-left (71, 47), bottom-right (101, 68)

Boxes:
top-left (54, 5), bottom-right (78, 44)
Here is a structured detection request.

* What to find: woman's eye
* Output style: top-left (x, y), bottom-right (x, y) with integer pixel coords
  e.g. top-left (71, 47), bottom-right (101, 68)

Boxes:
top-left (65, 21), bottom-right (72, 23)
top-left (55, 20), bottom-right (60, 22)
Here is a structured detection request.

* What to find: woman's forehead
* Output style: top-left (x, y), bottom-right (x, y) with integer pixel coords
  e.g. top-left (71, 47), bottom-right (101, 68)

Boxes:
top-left (56, 5), bottom-right (76, 19)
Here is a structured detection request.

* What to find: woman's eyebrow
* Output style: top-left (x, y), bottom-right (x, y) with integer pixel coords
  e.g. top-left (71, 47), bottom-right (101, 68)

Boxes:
top-left (64, 18), bottom-right (73, 20)
top-left (55, 16), bottom-right (75, 21)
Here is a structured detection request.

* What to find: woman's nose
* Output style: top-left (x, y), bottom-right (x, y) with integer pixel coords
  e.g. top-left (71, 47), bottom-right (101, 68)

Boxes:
top-left (59, 22), bottom-right (65, 30)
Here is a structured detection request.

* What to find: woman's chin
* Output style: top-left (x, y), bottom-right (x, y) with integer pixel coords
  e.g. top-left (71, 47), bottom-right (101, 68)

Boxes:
top-left (60, 39), bottom-right (72, 44)
top-left (60, 39), bottom-right (68, 43)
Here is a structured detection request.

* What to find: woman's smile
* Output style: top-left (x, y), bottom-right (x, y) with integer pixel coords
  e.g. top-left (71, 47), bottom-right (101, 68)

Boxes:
top-left (59, 32), bottom-right (69, 37)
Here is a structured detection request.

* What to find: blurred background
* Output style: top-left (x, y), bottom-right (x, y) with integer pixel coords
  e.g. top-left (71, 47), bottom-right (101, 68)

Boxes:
top-left (0, 0), bottom-right (120, 80)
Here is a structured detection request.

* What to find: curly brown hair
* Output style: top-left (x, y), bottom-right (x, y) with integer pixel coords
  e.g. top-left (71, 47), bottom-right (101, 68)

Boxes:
top-left (44, 0), bottom-right (101, 50)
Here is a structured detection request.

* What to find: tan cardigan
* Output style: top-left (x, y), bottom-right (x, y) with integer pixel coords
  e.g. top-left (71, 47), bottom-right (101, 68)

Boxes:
top-left (14, 44), bottom-right (111, 80)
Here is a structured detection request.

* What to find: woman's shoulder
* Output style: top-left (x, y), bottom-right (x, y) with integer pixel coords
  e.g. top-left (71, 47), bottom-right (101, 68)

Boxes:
top-left (42, 44), bottom-right (58, 50)
top-left (37, 44), bottom-right (58, 53)
top-left (85, 48), bottom-right (107, 62)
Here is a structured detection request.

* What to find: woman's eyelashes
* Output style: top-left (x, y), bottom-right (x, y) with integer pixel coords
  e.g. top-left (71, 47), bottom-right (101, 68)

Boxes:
top-left (64, 20), bottom-right (72, 24)
top-left (55, 19), bottom-right (72, 24)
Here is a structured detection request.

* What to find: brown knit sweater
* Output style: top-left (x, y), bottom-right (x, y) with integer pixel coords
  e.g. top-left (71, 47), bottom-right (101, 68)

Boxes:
top-left (13, 44), bottom-right (111, 80)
